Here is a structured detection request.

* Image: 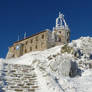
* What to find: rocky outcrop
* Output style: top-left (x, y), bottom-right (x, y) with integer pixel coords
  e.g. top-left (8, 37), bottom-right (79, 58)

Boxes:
top-left (49, 55), bottom-right (78, 77)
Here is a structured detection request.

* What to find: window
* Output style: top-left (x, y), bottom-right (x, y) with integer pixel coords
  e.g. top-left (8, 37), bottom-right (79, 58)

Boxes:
top-left (30, 39), bottom-right (33, 43)
top-left (26, 41), bottom-right (28, 45)
top-left (59, 31), bottom-right (61, 33)
top-left (30, 47), bottom-right (32, 51)
top-left (59, 38), bottom-right (61, 42)
top-left (12, 54), bottom-right (14, 57)
top-left (67, 32), bottom-right (70, 37)
top-left (14, 47), bottom-right (15, 50)
top-left (25, 49), bottom-right (27, 53)
top-left (35, 45), bottom-right (37, 49)
top-left (36, 36), bottom-right (38, 41)
top-left (16, 45), bottom-right (20, 50)
top-left (42, 34), bottom-right (44, 39)
top-left (67, 39), bottom-right (69, 42)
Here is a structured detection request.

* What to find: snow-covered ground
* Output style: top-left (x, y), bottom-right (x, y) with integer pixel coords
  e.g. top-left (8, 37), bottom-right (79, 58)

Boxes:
top-left (0, 37), bottom-right (92, 92)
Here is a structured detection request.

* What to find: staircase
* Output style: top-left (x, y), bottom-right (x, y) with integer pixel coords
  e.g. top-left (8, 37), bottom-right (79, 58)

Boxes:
top-left (0, 63), bottom-right (39, 92)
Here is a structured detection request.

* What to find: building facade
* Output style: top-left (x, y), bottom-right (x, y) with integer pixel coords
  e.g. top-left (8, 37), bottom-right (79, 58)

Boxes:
top-left (6, 12), bottom-right (70, 58)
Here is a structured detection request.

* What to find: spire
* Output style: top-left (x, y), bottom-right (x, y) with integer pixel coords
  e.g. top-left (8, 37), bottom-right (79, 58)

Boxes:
top-left (56, 12), bottom-right (68, 29)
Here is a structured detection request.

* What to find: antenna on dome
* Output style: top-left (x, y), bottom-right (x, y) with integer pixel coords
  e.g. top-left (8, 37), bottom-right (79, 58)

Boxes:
top-left (24, 32), bottom-right (26, 39)
top-left (55, 11), bottom-right (68, 29)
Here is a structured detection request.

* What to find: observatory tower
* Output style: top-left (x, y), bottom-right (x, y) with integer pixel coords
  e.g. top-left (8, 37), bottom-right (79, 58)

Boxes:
top-left (52, 12), bottom-right (70, 45)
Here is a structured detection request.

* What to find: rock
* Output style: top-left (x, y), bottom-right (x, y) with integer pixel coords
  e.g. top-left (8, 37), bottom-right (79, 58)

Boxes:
top-left (89, 63), bottom-right (92, 68)
top-left (69, 61), bottom-right (78, 77)
top-left (73, 49), bottom-right (82, 58)
top-left (61, 44), bottom-right (74, 54)
top-left (89, 54), bottom-right (92, 59)
top-left (50, 55), bottom-right (78, 77)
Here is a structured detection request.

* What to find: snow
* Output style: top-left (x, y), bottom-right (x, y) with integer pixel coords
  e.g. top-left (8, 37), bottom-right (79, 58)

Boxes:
top-left (0, 58), bottom-right (4, 70)
top-left (5, 45), bottom-right (61, 65)
top-left (69, 69), bottom-right (92, 92)
top-left (1, 37), bottom-right (92, 92)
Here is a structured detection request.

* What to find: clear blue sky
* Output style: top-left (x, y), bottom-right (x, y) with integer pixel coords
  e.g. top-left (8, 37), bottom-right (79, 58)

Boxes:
top-left (0, 0), bottom-right (92, 58)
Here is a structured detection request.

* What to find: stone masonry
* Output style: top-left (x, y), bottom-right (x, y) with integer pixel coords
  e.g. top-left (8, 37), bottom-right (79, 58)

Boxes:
top-left (0, 63), bottom-right (39, 92)
top-left (6, 30), bottom-right (53, 58)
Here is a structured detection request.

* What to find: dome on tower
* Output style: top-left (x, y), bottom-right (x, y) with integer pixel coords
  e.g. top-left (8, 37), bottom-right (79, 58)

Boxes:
top-left (55, 12), bottom-right (68, 29)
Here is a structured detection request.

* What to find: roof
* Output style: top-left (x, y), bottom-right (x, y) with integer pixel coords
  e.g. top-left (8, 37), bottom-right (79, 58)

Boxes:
top-left (14, 30), bottom-right (50, 44)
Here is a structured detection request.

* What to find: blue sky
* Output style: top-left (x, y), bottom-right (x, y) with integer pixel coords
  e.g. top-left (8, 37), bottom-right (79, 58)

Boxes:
top-left (0, 0), bottom-right (92, 58)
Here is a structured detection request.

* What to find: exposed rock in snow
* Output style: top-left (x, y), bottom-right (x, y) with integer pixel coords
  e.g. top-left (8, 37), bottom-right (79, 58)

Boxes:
top-left (49, 54), bottom-right (78, 77)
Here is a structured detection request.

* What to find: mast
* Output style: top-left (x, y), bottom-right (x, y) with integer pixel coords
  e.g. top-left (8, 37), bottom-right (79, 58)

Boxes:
top-left (24, 32), bottom-right (26, 39)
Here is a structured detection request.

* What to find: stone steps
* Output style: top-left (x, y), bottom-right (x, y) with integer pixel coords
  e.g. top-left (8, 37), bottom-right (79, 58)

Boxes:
top-left (0, 63), bottom-right (39, 92)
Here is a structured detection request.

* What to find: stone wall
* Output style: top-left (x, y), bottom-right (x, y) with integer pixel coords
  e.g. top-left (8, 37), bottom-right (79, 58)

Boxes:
top-left (7, 30), bottom-right (50, 58)
top-left (53, 28), bottom-right (70, 45)
top-left (0, 63), bottom-right (39, 92)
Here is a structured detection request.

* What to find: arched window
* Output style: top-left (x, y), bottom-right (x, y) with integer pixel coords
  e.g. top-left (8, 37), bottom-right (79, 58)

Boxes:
top-left (67, 32), bottom-right (70, 37)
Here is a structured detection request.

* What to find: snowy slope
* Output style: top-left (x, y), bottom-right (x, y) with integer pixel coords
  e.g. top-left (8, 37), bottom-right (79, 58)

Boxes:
top-left (0, 37), bottom-right (92, 92)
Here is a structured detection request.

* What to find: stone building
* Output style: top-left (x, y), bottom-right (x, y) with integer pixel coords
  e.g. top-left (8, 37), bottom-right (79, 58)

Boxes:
top-left (6, 12), bottom-right (70, 58)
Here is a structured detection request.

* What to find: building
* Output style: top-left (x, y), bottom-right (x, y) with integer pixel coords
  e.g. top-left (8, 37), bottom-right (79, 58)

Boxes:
top-left (6, 12), bottom-right (70, 58)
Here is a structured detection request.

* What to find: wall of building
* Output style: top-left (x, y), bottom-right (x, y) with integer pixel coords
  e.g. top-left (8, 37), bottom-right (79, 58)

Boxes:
top-left (53, 28), bottom-right (70, 46)
top-left (46, 31), bottom-right (55, 48)
top-left (6, 30), bottom-right (50, 58)
top-left (6, 28), bottom-right (70, 59)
